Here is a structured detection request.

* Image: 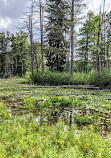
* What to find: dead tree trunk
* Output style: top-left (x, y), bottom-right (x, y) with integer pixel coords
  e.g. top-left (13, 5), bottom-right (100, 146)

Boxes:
top-left (29, 14), bottom-right (34, 85)
top-left (103, 0), bottom-right (106, 67)
top-left (39, 0), bottom-right (44, 74)
top-left (70, 0), bottom-right (74, 76)
top-left (33, 42), bottom-right (39, 73)
top-left (96, 17), bottom-right (101, 76)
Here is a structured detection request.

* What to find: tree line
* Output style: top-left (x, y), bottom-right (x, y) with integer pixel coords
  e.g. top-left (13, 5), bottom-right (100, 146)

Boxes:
top-left (0, 0), bottom-right (111, 84)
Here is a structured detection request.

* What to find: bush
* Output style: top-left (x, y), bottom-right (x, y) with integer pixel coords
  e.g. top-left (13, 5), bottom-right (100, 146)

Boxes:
top-left (33, 71), bottom-right (44, 85)
top-left (88, 68), bottom-right (111, 87)
top-left (0, 73), bottom-right (10, 78)
top-left (99, 68), bottom-right (111, 87)
top-left (33, 71), bottom-right (88, 86)
top-left (88, 69), bottom-right (99, 86)
top-left (25, 71), bottom-right (32, 83)
top-left (3, 73), bottom-right (10, 78)
top-left (26, 69), bottom-right (111, 87)
top-left (34, 71), bottom-right (71, 85)
top-left (0, 72), bottom-right (5, 78)
top-left (70, 72), bottom-right (88, 85)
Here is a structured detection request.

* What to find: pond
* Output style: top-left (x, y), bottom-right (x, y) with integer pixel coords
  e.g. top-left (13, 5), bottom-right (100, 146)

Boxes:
top-left (4, 95), bottom-right (111, 137)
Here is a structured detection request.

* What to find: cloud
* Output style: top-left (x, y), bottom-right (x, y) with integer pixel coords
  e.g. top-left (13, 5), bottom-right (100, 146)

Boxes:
top-left (85, 0), bottom-right (102, 13)
top-left (4, 0), bottom-right (7, 5)
top-left (0, 0), bottom-right (27, 33)
top-left (0, 0), bottom-right (111, 34)
top-left (105, 0), bottom-right (111, 13)
top-left (0, 17), bottom-right (12, 30)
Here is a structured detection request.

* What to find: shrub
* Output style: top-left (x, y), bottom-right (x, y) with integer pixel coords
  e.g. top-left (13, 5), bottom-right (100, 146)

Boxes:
top-left (33, 71), bottom-right (71, 85)
top-left (33, 71), bottom-right (44, 85)
top-left (0, 73), bottom-right (10, 78)
top-left (88, 69), bottom-right (99, 85)
top-left (99, 68), bottom-right (111, 87)
top-left (70, 72), bottom-right (88, 85)
top-left (26, 69), bottom-right (111, 87)
top-left (0, 72), bottom-right (5, 78)
top-left (33, 71), bottom-right (89, 86)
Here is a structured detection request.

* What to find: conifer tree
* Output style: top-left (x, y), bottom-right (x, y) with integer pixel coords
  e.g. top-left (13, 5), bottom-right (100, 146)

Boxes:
top-left (45, 0), bottom-right (69, 71)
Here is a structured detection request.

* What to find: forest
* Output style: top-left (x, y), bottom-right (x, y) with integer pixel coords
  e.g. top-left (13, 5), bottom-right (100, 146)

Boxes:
top-left (1, 0), bottom-right (111, 157)
top-left (0, 0), bottom-right (111, 86)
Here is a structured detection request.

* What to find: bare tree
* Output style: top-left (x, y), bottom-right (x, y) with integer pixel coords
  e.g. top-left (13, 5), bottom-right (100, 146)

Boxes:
top-left (70, 0), bottom-right (74, 76)
top-left (29, 13), bottom-right (34, 84)
top-left (96, 12), bottom-right (102, 76)
top-left (39, 0), bottom-right (44, 74)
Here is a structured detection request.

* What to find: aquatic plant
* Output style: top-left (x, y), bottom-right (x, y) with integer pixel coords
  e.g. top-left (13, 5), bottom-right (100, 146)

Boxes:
top-left (24, 98), bottom-right (36, 109)
top-left (38, 97), bottom-right (74, 108)
top-left (74, 114), bottom-right (91, 125)
top-left (1, 103), bottom-right (111, 157)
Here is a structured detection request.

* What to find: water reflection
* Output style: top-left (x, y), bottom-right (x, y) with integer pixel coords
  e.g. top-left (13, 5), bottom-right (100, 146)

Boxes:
top-left (6, 101), bottom-right (111, 136)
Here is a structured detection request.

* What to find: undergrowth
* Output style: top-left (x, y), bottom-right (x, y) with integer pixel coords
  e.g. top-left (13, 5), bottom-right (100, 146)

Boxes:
top-left (1, 103), bottom-right (111, 157)
top-left (25, 68), bottom-right (111, 87)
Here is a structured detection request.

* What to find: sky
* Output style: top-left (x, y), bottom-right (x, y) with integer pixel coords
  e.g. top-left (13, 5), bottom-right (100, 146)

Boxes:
top-left (0, 0), bottom-right (27, 33)
top-left (0, 0), bottom-right (111, 34)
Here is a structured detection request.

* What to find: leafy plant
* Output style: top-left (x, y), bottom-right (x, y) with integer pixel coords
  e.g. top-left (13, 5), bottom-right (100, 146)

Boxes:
top-left (24, 98), bottom-right (36, 109)
top-left (74, 114), bottom-right (91, 125)
top-left (1, 102), bottom-right (111, 157)
top-left (38, 97), bottom-right (73, 108)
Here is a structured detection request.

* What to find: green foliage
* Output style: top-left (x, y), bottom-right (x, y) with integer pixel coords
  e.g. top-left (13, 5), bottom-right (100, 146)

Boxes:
top-left (99, 68), bottom-right (111, 87)
top-left (45, 0), bottom-right (69, 71)
top-left (88, 68), bottom-right (111, 87)
top-left (0, 103), bottom-right (9, 120)
top-left (33, 71), bottom-right (82, 85)
top-left (1, 103), bottom-right (111, 157)
top-left (0, 72), bottom-right (10, 78)
top-left (24, 98), bottom-right (36, 109)
top-left (33, 71), bottom-right (71, 85)
top-left (32, 70), bottom-right (96, 86)
top-left (74, 114), bottom-right (91, 125)
top-left (38, 96), bottom-right (73, 108)
top-left (0, 72), bottom-right (5, 78)
top-left (1, 78), bottom-right (111, 157)
top-left (88, 69), bottom-right (99, 85)
top-left (70, 72), bottom-right (88, 85)
top-left (73, 99), bottom-right (85, 107)
top-left (25, 71), bottom-right (31, 83)
top-left (74, 113), bottom-right (100, 126)
top-left (32, 69), bottom-right (111, 87)
top-left (0, 31), bottom-right (29, 77)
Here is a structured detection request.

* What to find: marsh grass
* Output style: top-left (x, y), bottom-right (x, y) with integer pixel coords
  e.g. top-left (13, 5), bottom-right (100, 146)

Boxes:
top-left (1, 103), bottom-right (111, 157)
top-left (1, 78), bottom-right (111, 157)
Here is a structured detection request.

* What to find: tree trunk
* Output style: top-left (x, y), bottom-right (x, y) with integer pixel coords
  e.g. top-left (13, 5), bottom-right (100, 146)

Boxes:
top-left (85, 34), bottom-right (89, 74)
top-left (33, 43), bottom-right (39, 73)
top-left (40, 0), bottom-right (44, 73)
top-left (70, 0), bottom-right (74, 76)
top-left (29, 15), bottom-right (34, 85)
top-left (96, 18), bottom-right (101, 76)
top-left (106, 44), bottom-right (109, 72)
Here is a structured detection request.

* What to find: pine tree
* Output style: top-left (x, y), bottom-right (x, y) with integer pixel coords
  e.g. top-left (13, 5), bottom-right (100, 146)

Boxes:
top-left (45, 0), bottom-right (69, 71)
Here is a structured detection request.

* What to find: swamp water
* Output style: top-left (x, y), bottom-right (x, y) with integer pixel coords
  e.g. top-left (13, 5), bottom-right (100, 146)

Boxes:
top-left (4, 97), bottom-right (111, 137)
